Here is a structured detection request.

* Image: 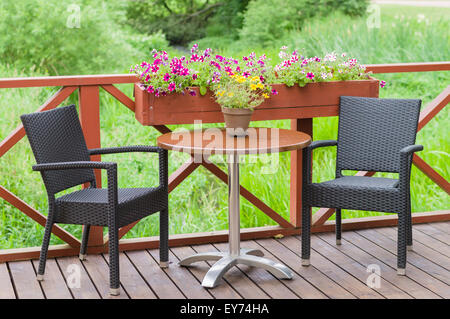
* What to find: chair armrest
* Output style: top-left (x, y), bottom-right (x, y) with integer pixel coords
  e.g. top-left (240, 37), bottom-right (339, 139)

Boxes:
top-left (400, 145), bottom-right (423, 156)
top-left (399, 144), bottom-right (423, 189)
top-left (307, 140), bottom-right (338, 150)
top-left (88, 146), bottom-right (168, 191)
top-left (32, 161), bottom-right (116, 171)
top-left (302, 140), bottom-right (338, 185)
top-left (88, 146), bottom-right (161, 155)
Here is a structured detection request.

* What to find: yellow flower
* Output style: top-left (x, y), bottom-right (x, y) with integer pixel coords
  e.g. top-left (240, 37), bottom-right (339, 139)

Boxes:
top-left (256, 83), bottom-right (264, 89)
top-left (228, 92), bottom-right (234, 97)
top-left (251, 76), bottom-right (259, 82)
top-left (250, 84), bottom-right (257, 91)
top-left (263, 93), bottom-right (269, 99)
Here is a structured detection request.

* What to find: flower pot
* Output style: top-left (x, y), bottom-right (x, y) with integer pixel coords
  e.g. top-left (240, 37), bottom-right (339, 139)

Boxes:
top-left (221, 107), bottom-right (254, 137)
top-left (134, 78), bottom-right (379, 126)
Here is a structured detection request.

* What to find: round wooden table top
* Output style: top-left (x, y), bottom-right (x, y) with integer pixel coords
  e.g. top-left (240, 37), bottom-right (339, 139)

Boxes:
top-left (157, 127), bottom-right (311, 155)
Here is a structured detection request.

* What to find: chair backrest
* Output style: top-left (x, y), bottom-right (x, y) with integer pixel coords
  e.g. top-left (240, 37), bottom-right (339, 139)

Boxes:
top-left (336, 96), bottom-right (421, 173)
top-left (20, 105), bottom-right (95, 194)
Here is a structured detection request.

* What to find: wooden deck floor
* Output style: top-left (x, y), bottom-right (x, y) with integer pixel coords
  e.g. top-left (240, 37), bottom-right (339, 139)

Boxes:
top-left (1, 222), bottom-right (449, 299)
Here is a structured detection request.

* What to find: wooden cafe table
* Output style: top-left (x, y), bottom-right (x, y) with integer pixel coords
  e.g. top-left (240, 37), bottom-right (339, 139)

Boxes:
top-left (157, 127), bottom-right (311, 288)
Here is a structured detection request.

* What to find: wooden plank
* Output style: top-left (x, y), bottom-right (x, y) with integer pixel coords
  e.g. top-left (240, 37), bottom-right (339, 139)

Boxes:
top-left (413, 224), bottom-right (450, 257)
top-left (31, 259), bottom-right (72, 299)
top-left (311, 211), bottom-right (450, 233)
top-left (298, 235), bottom-right (411, 299)
top-left (231, 240), bottom-right (327, 299)
top-left (192, 244), bottom-right (270, 299)
top-left (214, 242), bottom-right (299, 299)
top-left (365, 62), bottom-right (450, 74)
top-left (0, 74), bottom-right (136, 88)
top-left (290, 118), bottom-right (313, 228)
top-left (81, 254), bottom-right (128, 299)
top-left (57, 256), bottom-right (101, 299)
top-left (149, 248), bottom-right (212, 299)
top-left (103, 252), bottom-right (157, 299)
top-left (372, 227), bottom-right (450, 285)
top-left (0, 86), bottom-right (77, 158)
top-left (255, 238), bottom-right (355, 298)
top-left (8, 261), bottom-right (44, 299)
top-left (279, 236), bottom-right (384, 299)
top-left (413, 155), bottom-right (450, 195)
top-left (125, 250), bottom-right (185, 299)
top-left (355, 228), bottom-right (450, 298)
top-left (375, 226), bottom-right (450, 268)
top-left (0, 186), bottom-right (81, 248)
top-left (0, 263), bottom-right (16, 299)
top-left (317, 232), bottom-right (440, 299)
top-left (170, 245), bottom-right (242, 299)
top-left (79, 85), bottom-right (104, 247)
top-left (101, 84), bottom-right (135, 112)
top-left (428, 222), bottom-right (450, 234)
top-left (417, 85), bottom-right (450, 132)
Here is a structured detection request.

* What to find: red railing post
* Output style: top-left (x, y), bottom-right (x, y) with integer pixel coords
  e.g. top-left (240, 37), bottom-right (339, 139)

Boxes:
top-left (78, 85), bottom-right (104, 247)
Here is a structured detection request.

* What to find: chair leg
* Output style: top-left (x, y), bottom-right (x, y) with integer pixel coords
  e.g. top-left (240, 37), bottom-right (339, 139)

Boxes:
top-left (108, 226), bottom-right (120, 296)
top-left (37, 211), bottom-right (55, 281)
top-left (397, 211), bottom-right (408, 275)
top-left (406, 202), bottom-right (413, 251)
top-left (79, 225), bottom-right (90, 261)
top-left (301, 205), bottom-right (311, 266)
top-left (335, 208), bottom-right (342, 245)
top-left (159, 208), bottom-right (169, 268)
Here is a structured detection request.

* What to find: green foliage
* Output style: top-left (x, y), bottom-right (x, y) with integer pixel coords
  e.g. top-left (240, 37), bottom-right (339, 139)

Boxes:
top-left (0, 0), bottom-right (143, 75)
top-left (125, 0), bottom-right (224, 46)
top-left (239, 0), bottom-right (369, 46)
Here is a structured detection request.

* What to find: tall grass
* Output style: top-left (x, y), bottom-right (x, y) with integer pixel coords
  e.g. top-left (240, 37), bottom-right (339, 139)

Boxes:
top-left (0, 5), bottom-right (448, 248)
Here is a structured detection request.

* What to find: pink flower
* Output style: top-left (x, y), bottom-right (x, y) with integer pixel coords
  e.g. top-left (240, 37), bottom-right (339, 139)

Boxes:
top-left (168, 82), bottom-right (176, 91)
top-left (192, 73), bottom-right (198, 80)
top-left (146, 85), bottom-right (154, 93)
top-left (306, 72), bottom-right (315, 80)
top-left (271, 89), bottom-right (278, 95)
top-left (242, 71), bottom-right (251, 78)
top-left (163, 73), bottom-right (171, 82)
top-left (189, 90), bottom-right (196, 96)
top-left (380, 80), bottom-right (386, 88)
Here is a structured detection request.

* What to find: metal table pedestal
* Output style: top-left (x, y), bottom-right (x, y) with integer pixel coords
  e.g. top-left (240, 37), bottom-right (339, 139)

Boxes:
top-left (179, 154), bottom-right (293, 288)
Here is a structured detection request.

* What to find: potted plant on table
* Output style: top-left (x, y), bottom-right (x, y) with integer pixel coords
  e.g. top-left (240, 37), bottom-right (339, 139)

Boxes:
top-left (213, 74), bottom-right (272, 136)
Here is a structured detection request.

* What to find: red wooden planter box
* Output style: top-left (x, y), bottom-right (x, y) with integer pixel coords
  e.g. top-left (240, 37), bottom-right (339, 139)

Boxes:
top-left (134, 78), bottom-right (379, 125)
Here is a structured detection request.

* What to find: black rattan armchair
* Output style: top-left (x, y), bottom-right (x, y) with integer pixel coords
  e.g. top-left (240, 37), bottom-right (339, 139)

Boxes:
top-left (20, 105), bottom-right (169, 296)
top-left (301, 96), bottom-right (423, 275)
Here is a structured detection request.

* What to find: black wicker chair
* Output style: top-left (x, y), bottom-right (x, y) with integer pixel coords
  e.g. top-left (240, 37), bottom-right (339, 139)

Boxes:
top-left (301, 96), bottom-right (423, 275)
top-left (20, 104), bottom-right (169, 296)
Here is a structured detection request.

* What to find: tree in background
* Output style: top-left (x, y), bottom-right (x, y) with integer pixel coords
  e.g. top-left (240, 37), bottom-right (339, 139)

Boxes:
top-left (125, 0), bottom-right (368, 47)
top-left (126, 0), bottom-right (228, 46)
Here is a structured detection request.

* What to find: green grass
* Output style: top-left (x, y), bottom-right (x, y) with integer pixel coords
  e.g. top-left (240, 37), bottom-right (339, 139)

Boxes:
top-left (0, 4), bottom-right (449, 248)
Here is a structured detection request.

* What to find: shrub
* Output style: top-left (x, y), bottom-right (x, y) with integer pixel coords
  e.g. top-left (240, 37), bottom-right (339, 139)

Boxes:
top-left (0, 0), bottom-right (142, 75)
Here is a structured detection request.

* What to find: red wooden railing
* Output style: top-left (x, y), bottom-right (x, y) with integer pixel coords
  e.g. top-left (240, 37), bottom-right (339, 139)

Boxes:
top-left (0, 62), bottom-right (448, 262)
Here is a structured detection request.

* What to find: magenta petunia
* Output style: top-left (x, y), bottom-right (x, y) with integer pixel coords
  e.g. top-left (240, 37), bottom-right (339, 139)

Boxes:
top-left (168, 82), bottom-right (176, 92)
top-left (189, 90), bottom-right (196, 96)
top-left (163, 73), bottom-right (171, 82)
top-left (306, 72), bottom-right (315, 80)
top-left (380, 80), bottom-right (386, 88)
top-left (271, 89), bottom-right (278, 95)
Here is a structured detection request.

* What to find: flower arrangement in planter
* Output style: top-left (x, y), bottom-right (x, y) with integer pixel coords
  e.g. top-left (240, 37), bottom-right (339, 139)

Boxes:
top-left (132, 45), bottom-right (380, 127)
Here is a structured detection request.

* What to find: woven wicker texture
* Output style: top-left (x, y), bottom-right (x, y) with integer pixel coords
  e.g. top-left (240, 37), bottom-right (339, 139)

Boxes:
top-left (21, 105), bottom-right (169, 294)
top-left (301, 96), bottom-right (422, 272)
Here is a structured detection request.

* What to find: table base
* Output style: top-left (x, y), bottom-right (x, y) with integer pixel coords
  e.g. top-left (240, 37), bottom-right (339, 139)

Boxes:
top-left (179, 248), bottom-right (293, 288)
